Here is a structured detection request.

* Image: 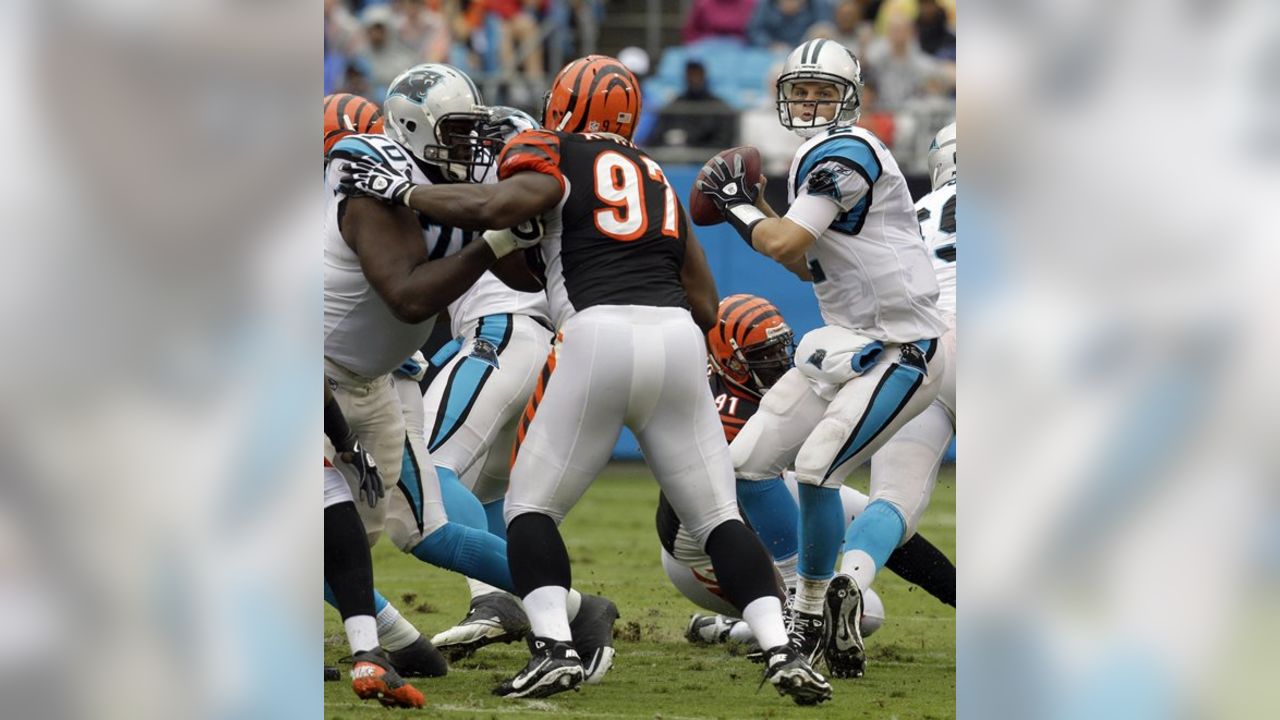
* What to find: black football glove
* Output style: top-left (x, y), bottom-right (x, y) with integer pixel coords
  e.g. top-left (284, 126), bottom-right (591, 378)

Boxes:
top-left (696, 152), bottom-right (760, 213)
top-left (335, 439), bottom-right (384, 509)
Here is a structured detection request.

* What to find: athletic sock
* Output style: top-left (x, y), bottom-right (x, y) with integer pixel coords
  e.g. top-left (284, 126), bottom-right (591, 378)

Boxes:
top-left (483, 499), bottom-right (508, 540)
top-left (740, 596), bottom-right (788, 650)
top-left (436, 465), bottom-right (487, 530)
top-left (345, 615), bottom-right (379, 655)
top-left (376, 605), bottom-right (422, 652)
top-left (774, 553), bottom-right (798, 591)
top-left (466, 578), bottom-right (506, 601)
top-left (884, 532), bottom-right (956, 607)
top-left (566, 588), bottom-right (583, 622)
top-left (411, 522), bottom-right (515, 592)
top-left (794, 576), bottom-right (828, 615)
top-left (735, 476), bottom-right (799, 561)
top-left (324, 502), bottom-right (375, 619)
top-left (522, 586), bottom-right (572, 642)
top-left (839, 499), bottom-right (907, 591)
top-left (796, 483), bottom-right (844, 582)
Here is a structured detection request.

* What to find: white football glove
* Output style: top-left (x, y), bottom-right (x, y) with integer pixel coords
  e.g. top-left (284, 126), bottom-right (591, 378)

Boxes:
top-left (483, 215), bottom-right (545, 259)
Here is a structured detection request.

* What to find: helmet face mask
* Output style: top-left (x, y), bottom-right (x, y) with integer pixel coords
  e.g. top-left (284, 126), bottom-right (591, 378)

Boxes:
top-left (737, 332), bottom-right (795, 392)
top-left (383, 64), bottom-right (493, 182)
top-left (776, 40), bottom-right (863, 138)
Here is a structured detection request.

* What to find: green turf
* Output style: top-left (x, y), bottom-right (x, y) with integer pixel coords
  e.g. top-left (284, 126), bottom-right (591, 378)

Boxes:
top-left (326, 462), bottom-right (956, 719)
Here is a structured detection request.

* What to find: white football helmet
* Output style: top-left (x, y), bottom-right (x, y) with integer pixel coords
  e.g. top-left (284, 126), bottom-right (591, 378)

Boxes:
top-left (776, 39), bottom-right (862, 138)
top-left (928, 122), bottom-right (957, 190)
top-left (383, 63), bottom-right (490, 182)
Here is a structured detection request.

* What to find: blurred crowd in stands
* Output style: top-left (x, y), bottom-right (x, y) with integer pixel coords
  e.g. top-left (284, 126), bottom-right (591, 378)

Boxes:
top-left (325, 0), bottom-right (955, 177)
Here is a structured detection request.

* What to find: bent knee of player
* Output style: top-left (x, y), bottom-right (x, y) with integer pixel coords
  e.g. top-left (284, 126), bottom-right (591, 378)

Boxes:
top-left (686, 505), bottom-right (744, 551)
top-left (793, 417), bottom-right (859, 487)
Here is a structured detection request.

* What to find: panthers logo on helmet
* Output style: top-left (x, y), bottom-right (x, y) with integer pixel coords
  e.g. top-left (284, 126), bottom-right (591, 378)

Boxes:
top-left (387, 69), bottom-right (447, 104)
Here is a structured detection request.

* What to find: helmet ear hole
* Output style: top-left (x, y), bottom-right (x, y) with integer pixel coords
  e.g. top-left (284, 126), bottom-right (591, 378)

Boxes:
top-left (404, 120), bottom-right (417, 132)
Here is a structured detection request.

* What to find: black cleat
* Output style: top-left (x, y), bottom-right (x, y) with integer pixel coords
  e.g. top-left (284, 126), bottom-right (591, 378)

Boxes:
top-left (492, 636), bottom-right (584, 699)
top-left (570, 594), bottom-right (619, 684)
top-left (823, 574), bottom-right (866, 678)
top-left (787, 609), bottom-right (827, 667)
top-left (386, 634), bottom-right (448, 678)
top-left (761, 644), bottom-right (832, 705)
top-left (431, 593), bottom-right (530, 661)
top-left (685, 613), bottom-right (740, 645)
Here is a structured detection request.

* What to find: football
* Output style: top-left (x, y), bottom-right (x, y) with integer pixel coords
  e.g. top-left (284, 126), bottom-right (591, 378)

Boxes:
top-left (688, 146), bottom-right (763, 226)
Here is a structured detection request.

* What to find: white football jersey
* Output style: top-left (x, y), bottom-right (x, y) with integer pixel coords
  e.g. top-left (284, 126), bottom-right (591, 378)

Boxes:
top-left (323, 133), bottom-right (547, 378)
top-left (914, 180), bottom-right (956, 319)
top-left (787, 125), bottom-right (948, 343)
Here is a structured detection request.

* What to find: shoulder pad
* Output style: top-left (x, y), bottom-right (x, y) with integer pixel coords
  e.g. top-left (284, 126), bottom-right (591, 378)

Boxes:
top-left (328, 134), bottom-right (415, 173)
top-left (796, 134), bottom-right (883, 190)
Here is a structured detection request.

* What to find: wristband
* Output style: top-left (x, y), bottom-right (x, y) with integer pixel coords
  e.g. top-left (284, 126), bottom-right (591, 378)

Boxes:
top-left (482, 228), bottom-right (517, 259)
top-left (725, 204), bottom-right (767, 249)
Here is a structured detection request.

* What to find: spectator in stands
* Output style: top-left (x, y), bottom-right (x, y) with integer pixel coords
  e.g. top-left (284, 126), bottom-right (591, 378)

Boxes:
top-left (862, 11), bottom-right (949, 111)
top-left (739, 62), bottom-right (804, 180)
top-left (341, 58), bottom-right (376, 100)
top-left (394, 0), bottom-right (452, 64)
top-left (806, 0), bottom-right (872, 56)
top-left (486, 0), bottom-right (546, 83)
top-left (362, 4), bottom-right (419, 98)
top-left (854, 68), bottom-right (895, 147)
top-left (649, 60), bottom-right (737, 150)
top-left (747, 0), bottom-right (832, 51)
top-left (325, 0), bottom-right (367, 58)
top-left (915, 0), bottom-right (955, 60)
top-left (683, 0), bottom-right (758, 45)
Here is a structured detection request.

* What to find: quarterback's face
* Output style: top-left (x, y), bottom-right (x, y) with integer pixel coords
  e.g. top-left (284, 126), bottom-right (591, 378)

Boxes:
top-left (784, 81), bottom-right (841, 123)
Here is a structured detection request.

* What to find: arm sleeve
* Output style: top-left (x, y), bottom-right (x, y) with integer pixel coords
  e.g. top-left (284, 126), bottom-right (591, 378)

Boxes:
top-left (496, 129), bottom-right (565, 191)
top-left (784, 192), bottom-right (843, 240)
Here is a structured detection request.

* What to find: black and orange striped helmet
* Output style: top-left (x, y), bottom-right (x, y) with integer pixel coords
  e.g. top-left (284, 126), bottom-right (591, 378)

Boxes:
top-left (542, 55), bottom-right (641, 139)
top-left (707, 295), bottom-right (795, 396)
top-left (324, 93), bottom-right (384, 156)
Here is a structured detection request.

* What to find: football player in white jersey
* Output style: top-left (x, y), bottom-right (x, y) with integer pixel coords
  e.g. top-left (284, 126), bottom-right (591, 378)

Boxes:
top-left (836, 122), bottom-right (956, 635)
top-left (327, 73), bottom-right (622, 676)
top-left (695, 39), bottom-right (951, 679)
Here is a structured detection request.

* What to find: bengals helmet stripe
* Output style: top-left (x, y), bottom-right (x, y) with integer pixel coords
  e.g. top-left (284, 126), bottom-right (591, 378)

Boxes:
top-left (324, 93), bottom-right (384, 156)
top-left (708, 294), bottom-right (794, 398)
top-left (544, 55), bottom-right (641, 139)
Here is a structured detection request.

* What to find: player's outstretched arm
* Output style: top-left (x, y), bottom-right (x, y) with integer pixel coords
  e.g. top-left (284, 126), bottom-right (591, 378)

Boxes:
top-left (341, 197), bottom-right (510, 324)
top-left (342, 158), bottom-right (561, 231)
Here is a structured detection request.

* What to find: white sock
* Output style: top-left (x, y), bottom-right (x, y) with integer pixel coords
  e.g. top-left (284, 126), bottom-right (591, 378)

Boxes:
top-left (794, 576), bottom-right (828, 615)
top-left (345, 615), bottom-right (379, 655)
top-left (467, 577), bottom-right (505, 600)
top-left (775, 554), bottom-right (798, 590)
top-left (740, 596), bottom-right (788, 650)
top-left (565, 588), bottom-right (583, 622)
top-left (523, 586), bottom-right (572, 642)
top-left (728, 619), bottom-right (756, 644)
top-left (840, 549), bottom-right (877, 592)
top-left (376, 604), bottom-right (421, 652)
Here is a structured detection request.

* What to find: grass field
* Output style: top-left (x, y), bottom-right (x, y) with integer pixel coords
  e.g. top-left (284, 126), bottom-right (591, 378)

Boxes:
top-left (325, 462), bottom-right (956, 719)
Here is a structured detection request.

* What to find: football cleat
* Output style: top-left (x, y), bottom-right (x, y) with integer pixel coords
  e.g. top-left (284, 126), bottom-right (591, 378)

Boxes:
top-left (492, 636), bottom-right (584, 699)
top-left (431, 592), bottom-right (530, 661)
top-left (760, 644), bottom-right (833, 705)
top-left (787, 609), bottom-right (827, 667)
top-left (685, 613), bottom-right (740, 645)
top-left (386, 634), bottom-right (449, 678)
top-left (570, 594), bottom-right (620, 684)
top-left (350, 648), bottom-right (426, 708)
top-left (823, 574), bottom-right (866, 678)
